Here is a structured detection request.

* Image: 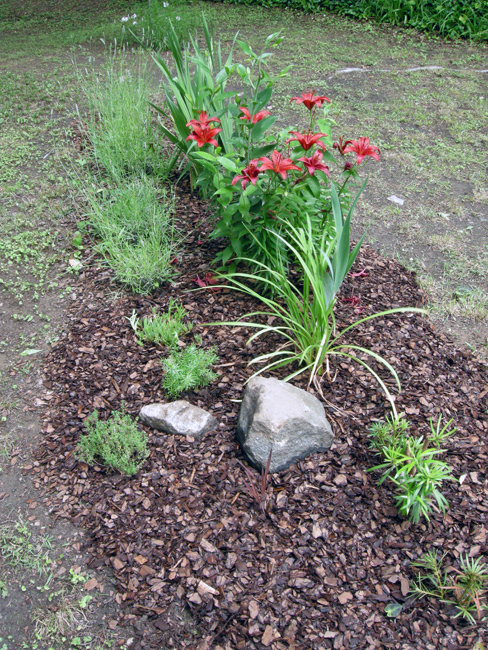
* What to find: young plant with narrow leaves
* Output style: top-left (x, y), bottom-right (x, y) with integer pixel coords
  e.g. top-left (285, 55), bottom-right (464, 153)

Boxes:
top-left (237, 449), bottom-right (272, 515)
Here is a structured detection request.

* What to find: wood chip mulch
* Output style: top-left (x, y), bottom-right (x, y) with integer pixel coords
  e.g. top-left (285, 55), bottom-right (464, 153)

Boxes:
top-left (32, 185), bottom-right (488, 650)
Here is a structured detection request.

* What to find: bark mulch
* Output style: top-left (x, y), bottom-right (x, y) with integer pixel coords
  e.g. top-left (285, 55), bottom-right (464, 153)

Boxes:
top-left (31, 186), bottom-right (488, 650)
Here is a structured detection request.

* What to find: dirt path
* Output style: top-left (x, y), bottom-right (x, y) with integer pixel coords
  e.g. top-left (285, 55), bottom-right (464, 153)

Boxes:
top-left (0, 3), bottom-right (139, 647)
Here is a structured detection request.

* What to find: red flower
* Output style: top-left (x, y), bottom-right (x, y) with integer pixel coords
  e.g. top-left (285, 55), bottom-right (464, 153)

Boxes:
top-left (290, 90), bottom-right (330, 111)
top-left (343, 137), bottom-right (380, 165)
top-left (231, 160), bottom-right (262, 189)
top-left (239, 107), bottom-right (271, 124)
top-left (186, 123), bottom-right (222, 148)
top-left (298, 150), bottom-right (330, 176)
top-left (186, 112), bottom-right (222, 148)
top-left (343, 161), bottom-right (354, 171)
top-left (186, 111), bottom-right (221, 128)
top-left (333, 136), bottom-right (353, 156)
top-left (258, 150), bottom-right (301, 180)
top-left (285, 130), bottom-right (328, 152)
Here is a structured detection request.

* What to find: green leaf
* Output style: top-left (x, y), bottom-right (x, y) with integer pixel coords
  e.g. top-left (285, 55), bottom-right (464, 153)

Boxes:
top-left (304, 174), bottom-right (321, 198)
top-left (193, 151), bottom-right (217, 162)
top-left (250, 115), bottom-right (277, 141)
top-left (316, 119), bottom-right (332, 137)
top-left (216, 156), bottom-right (238, 172)
top-left (237, 40), bottom-right (254, 57)
top-left (385, 602), bottom-right (402, 618)
top-left (215, 68), bottom-right (228, 84)
top-left (322, 150), bottom-right (337, 163)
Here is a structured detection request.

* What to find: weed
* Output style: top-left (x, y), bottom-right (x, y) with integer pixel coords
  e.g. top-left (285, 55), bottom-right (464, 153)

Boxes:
top-left (0, 577), bottom-right (7, 598)
top-left (369, 415), bottom-right (457, 523)
top-left (130, 300), bottom-right (192, 349)
top-left (77, 408), bottom-right (149, 476)
top-left (68, 569), bottom-right (87, 586)
top-left (161, 344), bottom-right (218, 397)
top-left (33, 595), bottom-right (88, 646)
top-left (0, 517), bottom-right (52, 573)
top-left (411, 550), bottom-right (488, 623)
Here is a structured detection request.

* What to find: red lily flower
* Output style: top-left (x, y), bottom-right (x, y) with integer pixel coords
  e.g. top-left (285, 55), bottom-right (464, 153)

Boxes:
top-left (186, 123), bottom-right (222, 148)
top-left (238, 107), bottom-right (271, 124)
top-left (186, 111), bottom-right (221, 128)
top-left (258, 150), bottom-right (301, 180)
top-left (333, 136), bottom-right (353, 156)
top-left (343, 137), bottom-right (380, 165)
top-left (343, 161), bottom-right (354, 171)
top-left (285, 130), bottom-right (328, 152)
top-left (290, 90), bottom-right (330, 110)
top-left (298, 150), bottom-right (330, 176)
top-left (231, 160), bottom-right (262, 189)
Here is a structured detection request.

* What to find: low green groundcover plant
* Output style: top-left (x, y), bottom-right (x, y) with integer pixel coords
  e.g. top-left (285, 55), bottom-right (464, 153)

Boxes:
top-left (369, 414), bottom-right (457, 523)
top-left (77, 409), bottom-right (149, 476)
top-left (129, 299), bottom-right (192, 348)
top-left (162, 344), bottom-right (219, 397)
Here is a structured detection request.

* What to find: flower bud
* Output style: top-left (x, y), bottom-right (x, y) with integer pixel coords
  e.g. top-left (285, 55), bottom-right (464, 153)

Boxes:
top-left (343, 162), bottom-right (353, 171)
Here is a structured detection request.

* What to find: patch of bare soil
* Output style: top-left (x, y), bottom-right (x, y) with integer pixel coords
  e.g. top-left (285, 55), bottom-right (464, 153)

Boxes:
top-left (35, 185), bottom-right (488, 649)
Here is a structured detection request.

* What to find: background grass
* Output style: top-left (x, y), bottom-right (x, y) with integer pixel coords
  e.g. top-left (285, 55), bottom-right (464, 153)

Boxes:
top-left (217, 0), bottom-right (488, 40)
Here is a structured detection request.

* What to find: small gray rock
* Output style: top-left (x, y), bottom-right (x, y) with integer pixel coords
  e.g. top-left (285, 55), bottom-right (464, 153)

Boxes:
top-left (237, 377), bottom-right (334, 473)
top-left (139, 401), bottom-right (217, 439)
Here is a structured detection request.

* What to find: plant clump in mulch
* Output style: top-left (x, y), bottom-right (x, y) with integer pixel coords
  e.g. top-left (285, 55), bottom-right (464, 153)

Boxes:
top-left (33, 185), bottom-right (488, 650)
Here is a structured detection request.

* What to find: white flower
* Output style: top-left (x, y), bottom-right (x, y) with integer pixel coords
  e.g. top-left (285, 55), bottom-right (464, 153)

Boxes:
top-left (163, 2), bottom-right (169, 6)
top-left (131, 13), bottom-right (137, 18)
top-left (176, 15), bottom-right (180, 20)
top-left (121, 16), bottom-right (129, 22)
top-left (133, 20), bottom-right (137, 25)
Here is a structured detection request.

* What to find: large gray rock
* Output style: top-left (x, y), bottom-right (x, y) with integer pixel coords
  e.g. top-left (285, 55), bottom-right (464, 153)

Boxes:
top-left (139, 401), bottom-right (217, 439)
top-left (237, 377), bottom-right (334, 473)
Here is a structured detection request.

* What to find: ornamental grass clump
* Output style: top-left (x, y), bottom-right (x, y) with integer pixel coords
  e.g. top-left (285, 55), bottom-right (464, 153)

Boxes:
top-left (208, 183), bottom-right (424, 410)
top-left (77, 409), bottom-right (148, 476)
top-left (80, 49), bottom-right (166, 181)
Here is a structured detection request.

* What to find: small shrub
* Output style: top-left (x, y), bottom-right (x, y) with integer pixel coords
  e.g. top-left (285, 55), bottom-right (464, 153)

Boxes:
top-left (96, 228), bottom-right (177, 294)
top-left (131, 300), bottom-right (192, 348)
top-left (80, 178), bottom-right (179, 294)
top-left (77, 409), bottom-right (148, 476)
top-left (87, 178), bottom-right (175, 244)
top-left (161, 344), bottom-right (218, 397)
top-left (79, 49), bottom-right (167, 181)
top-left (369, 415), bottom-right (456, 523)
top-left (411, 550), bottom-right (488, 623)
